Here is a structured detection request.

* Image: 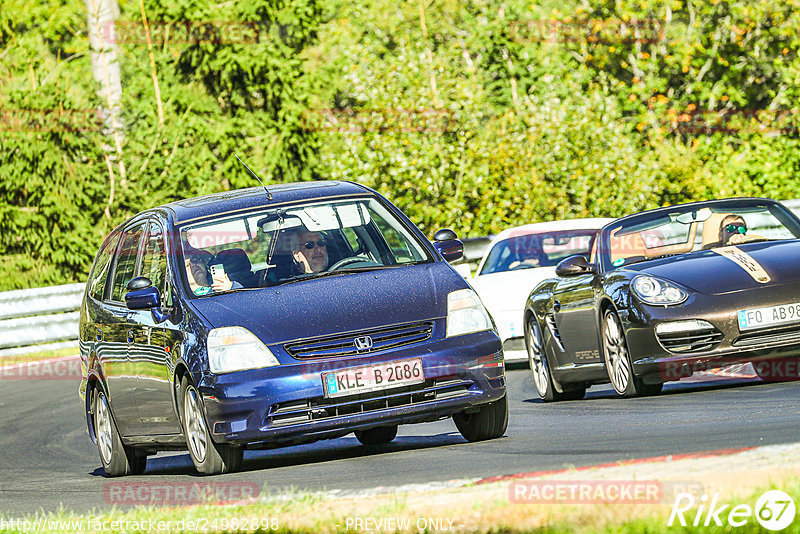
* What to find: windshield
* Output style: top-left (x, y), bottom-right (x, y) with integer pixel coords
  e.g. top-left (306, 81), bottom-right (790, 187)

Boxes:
top-left (179, 197), bottom-right (432, 295)
top-left (601, 200), bottom-right (800, 272)
top-left (479, 229), bottom-right (600, 275)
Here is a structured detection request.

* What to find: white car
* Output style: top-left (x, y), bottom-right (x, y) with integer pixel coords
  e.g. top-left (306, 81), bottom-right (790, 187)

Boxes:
top-left (470, 218), bottom-right (613, 363)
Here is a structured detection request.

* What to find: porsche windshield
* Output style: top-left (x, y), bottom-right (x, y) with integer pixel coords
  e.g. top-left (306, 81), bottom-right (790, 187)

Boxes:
top-left (179, 197), bottom-right (432, 295)
top-left (600, 200), bottom-right (800, 271)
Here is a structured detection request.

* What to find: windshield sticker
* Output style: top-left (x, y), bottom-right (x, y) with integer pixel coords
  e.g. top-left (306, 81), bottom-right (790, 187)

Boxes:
top-left (612, 258), bottom-right (625, 267)
top-left (711, 246), bottom-right (771, 284)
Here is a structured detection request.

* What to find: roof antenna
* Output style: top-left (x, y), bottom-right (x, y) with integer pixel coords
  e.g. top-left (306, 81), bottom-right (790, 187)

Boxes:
top-left (235, 154), bottom-right (273, 201)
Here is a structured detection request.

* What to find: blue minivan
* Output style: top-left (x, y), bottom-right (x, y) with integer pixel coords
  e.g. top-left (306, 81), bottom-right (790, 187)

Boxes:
top-left (79, 181), bottom-right (507, 476)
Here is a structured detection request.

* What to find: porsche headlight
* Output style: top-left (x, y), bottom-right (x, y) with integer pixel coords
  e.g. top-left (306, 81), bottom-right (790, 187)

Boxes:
top-left (631, 275), bottom-right (688, 306)
top-left (447, 288), bottom-right (493, 337)
top-left (207, 326), bottom-right (280, 374)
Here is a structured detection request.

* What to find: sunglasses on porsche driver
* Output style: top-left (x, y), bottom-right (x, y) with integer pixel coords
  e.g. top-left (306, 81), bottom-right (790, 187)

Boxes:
top-left (724, 223), bottom-right (747, 234)
top-left (301, 239), bottom-right (327, 250)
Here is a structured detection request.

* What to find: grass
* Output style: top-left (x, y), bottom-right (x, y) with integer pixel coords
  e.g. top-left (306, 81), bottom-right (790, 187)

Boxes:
top-left (0, 346), bottom-right (77, 367)
top-left (2, 475), bottom-right (797, 533)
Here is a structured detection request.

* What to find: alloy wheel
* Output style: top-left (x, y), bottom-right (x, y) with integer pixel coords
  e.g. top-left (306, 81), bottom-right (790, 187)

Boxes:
top-left (604, 312), bottom-right (631, 393)
top-left (95, 392), bottom-right (114, 465)
top-left (527, 321), bottom-right (550, 396)
top-left (184, 387), bottom-right (208, 462)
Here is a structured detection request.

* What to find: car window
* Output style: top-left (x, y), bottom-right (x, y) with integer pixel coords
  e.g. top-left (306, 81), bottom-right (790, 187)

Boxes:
top-left (88, 233), bottom-right (120, 301)
top-left (109, 224), bottom-right (145, 302)
top-left (179, 196), bottom-right (432, 294)
top-left (479, 230), bottom-right (599, 275)
top-left (139, 221), bottom-right (171, 306)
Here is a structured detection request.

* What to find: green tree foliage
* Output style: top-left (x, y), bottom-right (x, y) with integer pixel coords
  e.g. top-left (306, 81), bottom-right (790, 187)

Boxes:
top-left (2, 0), bottom-right (800, 290)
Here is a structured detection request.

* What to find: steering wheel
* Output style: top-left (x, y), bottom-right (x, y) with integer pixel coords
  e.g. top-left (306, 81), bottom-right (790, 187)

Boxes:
top-left (328, 256), bottom-right (370, 271)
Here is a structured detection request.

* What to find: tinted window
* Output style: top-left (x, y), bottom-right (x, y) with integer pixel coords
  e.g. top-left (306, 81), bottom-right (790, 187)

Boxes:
top-left (110, 224), bottom-right (145, 302)
top-left (88, 233), bottom-right (120, 301)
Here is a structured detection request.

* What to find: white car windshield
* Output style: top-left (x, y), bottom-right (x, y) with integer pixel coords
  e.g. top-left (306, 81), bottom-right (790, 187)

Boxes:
top-left (179, 197), bottom-right (431, 295)
top-left (480, 230), bottom-right (600, 275)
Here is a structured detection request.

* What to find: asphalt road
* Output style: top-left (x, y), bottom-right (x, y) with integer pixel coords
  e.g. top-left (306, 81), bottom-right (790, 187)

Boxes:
top-left (1, 367), bottom-right (799, 516)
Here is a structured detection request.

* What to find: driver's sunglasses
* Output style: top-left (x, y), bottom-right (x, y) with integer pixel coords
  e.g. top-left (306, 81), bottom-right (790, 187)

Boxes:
top-left (302, 239), bottom-right (327, 250)
top-left (724, 223), bottom-right (747, 234)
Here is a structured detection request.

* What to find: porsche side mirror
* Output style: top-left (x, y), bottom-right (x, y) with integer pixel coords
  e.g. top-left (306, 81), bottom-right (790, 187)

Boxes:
top-left (433, 228), bottom-right (463, 262)
top-left (555, 255), bottom-right (595, 277)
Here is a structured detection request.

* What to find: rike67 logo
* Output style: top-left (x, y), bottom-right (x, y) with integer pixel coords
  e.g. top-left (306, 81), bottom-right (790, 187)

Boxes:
top-left (668, 490), bottom-right (796, 530)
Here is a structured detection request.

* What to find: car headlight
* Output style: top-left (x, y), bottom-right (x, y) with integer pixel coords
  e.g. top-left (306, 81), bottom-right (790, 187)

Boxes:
top-left (631, 275), bottom-right (688, 306)
top-left (447, 288), bottom-right (493, 337)
top-left (207, 326), bottom-right (280, 374)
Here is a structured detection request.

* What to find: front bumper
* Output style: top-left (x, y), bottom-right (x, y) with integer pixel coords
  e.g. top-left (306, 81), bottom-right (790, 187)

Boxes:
top-left (623, 286), bottom-right (800, 381)
top-left (197, 330), bottom-right (505, 446)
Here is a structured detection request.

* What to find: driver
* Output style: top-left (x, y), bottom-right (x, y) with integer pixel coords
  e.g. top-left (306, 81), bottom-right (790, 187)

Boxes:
top-left (292, 228), bottom-right (329, 273)
top-left (719, 215), bottom-right (748, 246)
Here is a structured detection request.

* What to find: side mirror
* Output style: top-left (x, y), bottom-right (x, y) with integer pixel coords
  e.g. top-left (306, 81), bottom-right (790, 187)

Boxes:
top-left (555, 255), bottom-right (594, 277)
top-left (125, 277), bottom-right (159, 310)
top-left (433, 228), bottom-right (463, 263)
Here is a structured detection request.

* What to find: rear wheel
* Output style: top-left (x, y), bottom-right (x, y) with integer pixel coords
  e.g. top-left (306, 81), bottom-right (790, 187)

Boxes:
top-left (453, 395), bottom-right (508, 442)
top-left (92, 388), bottom-right (146, 477)
top-left (602, 310), bottom-right (662, 397)
top-left (526, 317), bottom-right (585, 401)
top-left (180, 377), bottom-right (243, 474)
top-left (354, 425), bottom-right (398, 445)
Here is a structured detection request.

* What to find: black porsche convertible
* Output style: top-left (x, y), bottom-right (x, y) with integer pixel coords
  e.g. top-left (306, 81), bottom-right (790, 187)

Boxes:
top-left (524, 197), bottom-right (800, 400)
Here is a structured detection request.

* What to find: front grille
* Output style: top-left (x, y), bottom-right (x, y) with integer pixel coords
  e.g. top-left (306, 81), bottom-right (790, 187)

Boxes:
top-left (285, 321), bottom-right (434, 360)
top-left (268, 378), bottom-right (473, 427)
top-left (733, 324), bottom-right (800, 347)
top-left (657, 326), bottom-right (724, 353)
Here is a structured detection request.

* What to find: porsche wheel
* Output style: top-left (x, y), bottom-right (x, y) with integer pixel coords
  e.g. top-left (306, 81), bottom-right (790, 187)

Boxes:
top-left (526, 317), bottom-right (584, 401)
top-left (602, 310), bottom-right (662, 397)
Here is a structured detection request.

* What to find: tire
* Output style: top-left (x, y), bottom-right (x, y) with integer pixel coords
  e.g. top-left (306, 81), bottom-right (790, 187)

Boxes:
top-left (179, 377), bottom-right (243, 474)
top-left (526, 317), bottom-right (586, 402)
top-left (453, 395), bottom-right (509, 442)
top-left (92, 387), bottom-right (146, 477)
top-left (602, 310), bottom-right (662, 397)
top-left (354, 425), bottom-right (398, 445)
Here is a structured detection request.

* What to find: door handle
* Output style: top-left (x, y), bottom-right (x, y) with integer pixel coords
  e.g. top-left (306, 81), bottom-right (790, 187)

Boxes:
top-left (553, 299), bottom-right (561, 312)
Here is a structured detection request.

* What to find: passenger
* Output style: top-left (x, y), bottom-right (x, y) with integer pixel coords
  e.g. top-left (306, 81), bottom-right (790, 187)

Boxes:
top-left (184, 248), bottom-right (240, 295)
top-left (291, 228), bottom-right (329, 274)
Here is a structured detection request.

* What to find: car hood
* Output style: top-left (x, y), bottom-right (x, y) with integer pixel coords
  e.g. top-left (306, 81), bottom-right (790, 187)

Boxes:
top-left (187, 262), bottom-right (464, 344)
top-left (625, 240), bottom-right (800, 295)
top-left (470, 268), bottom-right (557, 314)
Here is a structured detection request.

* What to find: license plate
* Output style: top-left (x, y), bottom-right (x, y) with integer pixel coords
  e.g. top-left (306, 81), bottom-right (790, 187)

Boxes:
top-left (737, 302), bottom-right (800, 331)
top-left (322, 358), bottom-right (424, 398)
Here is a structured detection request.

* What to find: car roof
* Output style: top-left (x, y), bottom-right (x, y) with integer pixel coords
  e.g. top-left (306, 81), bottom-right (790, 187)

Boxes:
top-left (491, 218), bottom-right (615, 242)
top-left (158, 181), bottom-right (371, 224)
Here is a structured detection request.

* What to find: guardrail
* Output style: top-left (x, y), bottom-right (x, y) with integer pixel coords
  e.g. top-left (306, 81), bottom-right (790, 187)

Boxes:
top-left (0, 283), bottom-right (84, 355)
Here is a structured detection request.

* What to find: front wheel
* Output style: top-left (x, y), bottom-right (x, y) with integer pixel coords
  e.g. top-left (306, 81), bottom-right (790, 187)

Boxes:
top-left (92, 388), bottom-right (146, 477)
top-left (602, 310), bottom-right (662, 397)
top-left (180, 377), bottom-right (243, 474)
top-left (526, 317), bottom-right (585, 402)
top-left (453, 395), bottom-right (508, 442)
